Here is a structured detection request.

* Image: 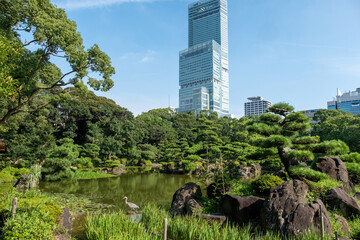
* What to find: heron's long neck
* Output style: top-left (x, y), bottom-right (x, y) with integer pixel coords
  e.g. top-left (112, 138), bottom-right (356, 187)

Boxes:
top-left (125, 198), bottom-right (127, 204)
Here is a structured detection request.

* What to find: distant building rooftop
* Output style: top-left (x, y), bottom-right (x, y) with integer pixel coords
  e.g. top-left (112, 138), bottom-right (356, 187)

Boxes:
top-left (247, 96), bottom-right (263, 101)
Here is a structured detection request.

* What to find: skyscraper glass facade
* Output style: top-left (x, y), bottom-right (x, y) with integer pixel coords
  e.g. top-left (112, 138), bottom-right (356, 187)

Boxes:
top-left (179, 0), bottom-right (229, 116)
top-left (327, 88), bottom-right (360, 115)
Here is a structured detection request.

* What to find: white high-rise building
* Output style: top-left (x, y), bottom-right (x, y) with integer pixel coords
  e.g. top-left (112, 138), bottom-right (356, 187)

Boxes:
top-left (244, 97), bottom-right (271, 116)
top-left (178, 0), bottom-right (229, 116)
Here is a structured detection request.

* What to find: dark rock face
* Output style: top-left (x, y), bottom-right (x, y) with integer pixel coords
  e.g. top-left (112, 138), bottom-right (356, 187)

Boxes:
top-left (185, 199), bottom-right (202, 215)
top-left (324, 188), bottom-right (360, 218)
top-left (207, 182), bottom-right (231, 199)
top-left (260, 180), bottom-right (333, 236)
top-left (315, 157), bottom-right (351, 192)
top-left (170, 182), bottom-right (202, 215)
top-left (238, 163), bottom-right (261, 180)
top-left (198, 213), bottom-right (227, 225)
top-left (220, 194), bottom-right (265, 225)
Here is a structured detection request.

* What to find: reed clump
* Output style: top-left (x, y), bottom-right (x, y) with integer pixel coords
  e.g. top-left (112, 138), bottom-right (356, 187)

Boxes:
top-left (86, 204), bottom-right (332, 240)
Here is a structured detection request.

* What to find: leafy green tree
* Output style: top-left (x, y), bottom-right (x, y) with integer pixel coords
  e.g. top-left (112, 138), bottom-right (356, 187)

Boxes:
top-left (0, 107), bottom-right (56, 166)
top-left (172, 112), bottom-right (198, 144)
top-left (195, 117), bottom-right (224, 161)
top-left (0, 0), bottom-right (115, 125)
top-left (312, 109), bottom-right (360, 152)
top-left (41, 138), bottom-right (79, 181)
top-left (135, 109), bottom-right (177, 146)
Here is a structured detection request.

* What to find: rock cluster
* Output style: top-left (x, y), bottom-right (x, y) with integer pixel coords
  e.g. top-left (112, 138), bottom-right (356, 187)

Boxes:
top-left (260, 180), bottom-right (332, 236)
top-left (324, 188), bottom-right (360, 218)
top-left (315, 157), bottom-right (351, 192)
top-left (238, 163), bottom-right (261, 180)
top-left (170, 182), bottom-right (202, 215)
top-left (220, 194), bottom-right (264, 225)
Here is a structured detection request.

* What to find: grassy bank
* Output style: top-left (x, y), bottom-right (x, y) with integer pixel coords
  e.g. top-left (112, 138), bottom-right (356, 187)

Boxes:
top-left (0, 189), bottom-right (63, 239)
top-left (73, 170), bottom-right (114, 180)
top-left (85, 204), bottom-right (331, 240)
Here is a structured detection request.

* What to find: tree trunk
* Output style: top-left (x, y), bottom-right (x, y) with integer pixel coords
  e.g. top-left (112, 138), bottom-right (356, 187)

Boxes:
top-left (277, 146), bottom-right (290, 174)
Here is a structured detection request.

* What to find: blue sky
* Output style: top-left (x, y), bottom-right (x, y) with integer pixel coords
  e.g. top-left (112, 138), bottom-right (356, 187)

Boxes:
top-left (51, 0), bottom-right (360, 117)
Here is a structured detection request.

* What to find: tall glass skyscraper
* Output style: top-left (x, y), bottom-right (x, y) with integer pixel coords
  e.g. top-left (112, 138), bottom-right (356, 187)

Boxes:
top-left (178, 0), bottom-right (229, 116)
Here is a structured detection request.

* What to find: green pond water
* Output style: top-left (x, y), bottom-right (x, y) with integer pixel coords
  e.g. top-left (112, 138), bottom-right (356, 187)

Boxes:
top-left (39, 173), bottom-right (198, 210)
top-left (1, 173), bottom-right (198, 238)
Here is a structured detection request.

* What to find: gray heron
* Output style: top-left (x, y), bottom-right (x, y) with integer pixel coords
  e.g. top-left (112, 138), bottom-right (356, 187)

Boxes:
top-left (123, 196), bottom-right (140, 210)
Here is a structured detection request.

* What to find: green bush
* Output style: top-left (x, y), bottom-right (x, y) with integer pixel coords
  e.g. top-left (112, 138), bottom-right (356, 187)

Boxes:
top-left (120, 158), bottom-right (127, 165)
top-left (2, 167), bottom-right (30, 178)
top-left (345, 162), bottom-right (360, 184)
top-left (105, 159), bottom-right (121, 169)
top-left (328, 211), bottom-right (351, 238)
top-left (74, 157), bottom-right (93, 169)
top-left (252, 174), bottom-right (284, 194)
top-left (0, 189), bottom-right (63, 240)
top-left (229, 180), bottom-right (255, 196)
top-left (341, 152), bottom-right (360, 163)
top-left (307, 179), bottom-right (343, 200)
top-left (144, 160), bottom-right (152, 166)
top-left (186, 155), bottom-right (201, 162)
top-left (289, 166), bottom-right (329, 181)
top-left (348, 217), bottom-right (360, 239)
top-left (0, 172), bottom-right (14, 183)
top-left (3, 211), bottom-right (55, 239)
top-left (182, 160), bottom-right (196, 173)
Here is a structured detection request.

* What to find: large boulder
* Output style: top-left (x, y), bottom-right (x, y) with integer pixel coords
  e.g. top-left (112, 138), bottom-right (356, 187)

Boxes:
top-left (324, 188), bottom-right (360, 219)
top-left (238, 163), bottom-right (261, 180)
top-left (220, 194), bottom-right (264, 225)
top-left (170, 182), bottom-right (202, 215)
top-left (260, 180), bottom-right (332, 236)
top-left (315, 157), bottom-right (351, 192)
top-left (198, 213), bottom-right (227, 225)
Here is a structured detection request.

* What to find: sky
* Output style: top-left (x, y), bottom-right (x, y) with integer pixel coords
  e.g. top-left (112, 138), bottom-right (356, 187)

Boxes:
top-left (50, 0), bottom-right (360, 117)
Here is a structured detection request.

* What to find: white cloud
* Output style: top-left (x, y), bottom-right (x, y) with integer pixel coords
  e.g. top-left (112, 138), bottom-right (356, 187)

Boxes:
top-left (53, 0), bottom-right (164, 10)
top-left (140, 56), bottom-right (152, 62)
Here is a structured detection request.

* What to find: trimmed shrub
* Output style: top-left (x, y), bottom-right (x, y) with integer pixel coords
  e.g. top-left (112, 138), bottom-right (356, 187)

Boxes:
top-left (341, 152), bottom-right (360, 163)
top-left (252, 174), bottom-right (284, 194)
top-left (229, 180), bottom-right (255, 196)
top-left (144, 160), bottom-right (152, 166)
top-left (289, 166), bottom-right (329, 181)
top-left (345, 162), bottom-right (360, 184)
top-left (307, 179), bottom-right (343, 200)
top-left (0, 189), bottom-right (63, 240)
top-left (0, 171), bottom-right (14, 183)
top-left (181, 160), bottom-right (196, 173)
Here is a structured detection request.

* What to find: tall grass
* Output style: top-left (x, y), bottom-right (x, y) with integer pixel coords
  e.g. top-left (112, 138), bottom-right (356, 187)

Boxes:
top-left (85, 211), bottom-right (160, 240)
top-left (85, 204), bottom-right (334, 240)
top-left (73, 171), bottom-right (114, 179)
top-left (289, 166), bottom-right (329, 181)
top-left (140, 205), bottom-right (332, 240)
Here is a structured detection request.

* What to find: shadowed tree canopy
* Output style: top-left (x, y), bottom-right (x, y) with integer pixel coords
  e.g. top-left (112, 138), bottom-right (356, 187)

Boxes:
top-left (312, 109), bottom-right (360, 152)
top-left (0, 0), bottom-right (115, 126)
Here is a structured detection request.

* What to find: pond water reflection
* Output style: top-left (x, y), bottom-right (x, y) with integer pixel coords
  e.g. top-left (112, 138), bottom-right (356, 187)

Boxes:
top-left (39, 173), bottom-right (198, 209)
